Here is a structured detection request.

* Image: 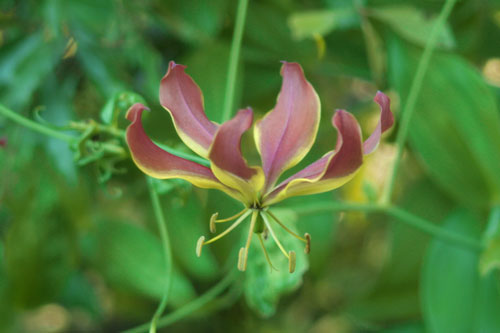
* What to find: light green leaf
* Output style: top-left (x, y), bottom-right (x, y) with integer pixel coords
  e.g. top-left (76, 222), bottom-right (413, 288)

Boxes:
top-left (100, 91), bottom-right (145, 126)
top-left (370, 6), bottom-right (455, 49)
top-left (95, 220), bottom-right (196, 307)
top-left (288, 9), bottom-right (359, 40)
top-left (244, 209), bottom-right (308, 317)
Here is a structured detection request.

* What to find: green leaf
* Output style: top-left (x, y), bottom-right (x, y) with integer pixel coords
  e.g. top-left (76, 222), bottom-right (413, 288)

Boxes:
top-left (422, 209), bottom-right (500, 332)
top-left (288, 9), bottom-right (360, 40)
top-left (244, 209), bottom-right (308, 317)
top-left (370, 6), bottom-right (455, 49)
top-left (389, 37), bottom-right (500, 207)
top-left (94, 220), bottom-right (196, 307)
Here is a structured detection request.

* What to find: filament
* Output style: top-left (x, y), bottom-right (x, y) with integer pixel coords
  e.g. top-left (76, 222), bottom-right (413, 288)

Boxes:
top-left (258, 233), bottom-right (277, 272)
top-left (261, 212), bottom-right (289, 259)
top-left (203, 209), bottom-right (252, 246)
top-left (237, 210), bottom-right (259, 271)
top-left (215, 208), bottom-right (247, 223)
top-left (267, 210), bottom-right (306, 242)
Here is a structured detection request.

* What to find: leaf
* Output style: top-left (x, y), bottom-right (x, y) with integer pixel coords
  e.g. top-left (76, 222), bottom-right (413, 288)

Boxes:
top-left (94, 220), bottom-right (196, 308)
top-left (288, 8), bottom-right (360, 40)
top-left (370, 6), bottom-right (455, 49)
top-left (244, 209), bottom-right (308, 317)
top-left (422, 209), bottom-right (500, 332)
top-left (388, 37), bottom-right (500, 207)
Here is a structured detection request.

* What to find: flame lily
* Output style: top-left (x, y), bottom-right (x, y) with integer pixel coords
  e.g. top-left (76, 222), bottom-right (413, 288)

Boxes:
top-left (125, 61), bottom-right (394, 273)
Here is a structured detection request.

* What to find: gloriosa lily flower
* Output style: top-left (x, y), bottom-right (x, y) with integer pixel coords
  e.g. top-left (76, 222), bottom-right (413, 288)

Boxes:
top-left (126, 61), bottom-right (394, 273)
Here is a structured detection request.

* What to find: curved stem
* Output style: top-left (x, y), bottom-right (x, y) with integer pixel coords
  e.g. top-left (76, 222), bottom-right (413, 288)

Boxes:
top-left (0, 104), bottom-right (76, 143)
top-left (380, 0), bottom-right (458, 204)
top-left (123, 270), bottom-right (237, 333)
top-left (147, 177), bottom-right (173, 333)
top-left (292, 201), bottom-right (483, 251)
top-left (221, 0), bottom-right (249, 122)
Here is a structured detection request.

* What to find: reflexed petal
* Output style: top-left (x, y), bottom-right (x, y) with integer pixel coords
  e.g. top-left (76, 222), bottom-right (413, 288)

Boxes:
top-left (160, 61), bottom-right (218, 158)
top-left (125, 103), bottom-right (242, 201)
top-left (363, 91), bottom-right (394, 154)
top-left (254, 62), bottom-right (321, 191)
top-left (209, 108), bottom-right (264, 204)
top-left (263, 110), bottom-right (363, 205)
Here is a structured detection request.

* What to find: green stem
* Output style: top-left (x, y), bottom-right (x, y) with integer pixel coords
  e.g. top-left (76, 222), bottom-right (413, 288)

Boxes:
top-left (293, 201), bottom-right (483, 251)
top-left (221, 0), bottom-right (249, 122)
top-left (123, 270), bottom-right (237, 333)
top-left (380, 0), bottom-right (458, 204)
top-left (0, 104), bottom-right (76, 143)
top-left (147, 177), bottom-right (173, 333)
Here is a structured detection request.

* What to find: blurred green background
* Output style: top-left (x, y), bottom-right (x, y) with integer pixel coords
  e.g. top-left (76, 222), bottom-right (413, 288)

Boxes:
top-left (2, 0), bottom-right (500, 332)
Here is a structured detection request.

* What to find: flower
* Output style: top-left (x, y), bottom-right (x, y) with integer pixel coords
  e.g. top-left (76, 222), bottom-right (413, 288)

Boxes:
top-left (125, 61), bottom-right (394, 272)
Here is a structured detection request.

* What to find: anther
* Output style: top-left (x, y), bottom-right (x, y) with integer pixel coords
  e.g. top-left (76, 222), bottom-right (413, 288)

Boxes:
top-left (304, 233), bottom-right (311, 254)
top-left (196, 236), bottom-right (205, 257)
top-left (209, 212), bottom-right (218, 233)
top-left (237, 247), bottom-right (248, 271)
top-left (289, 251), bottom-right (296, 273)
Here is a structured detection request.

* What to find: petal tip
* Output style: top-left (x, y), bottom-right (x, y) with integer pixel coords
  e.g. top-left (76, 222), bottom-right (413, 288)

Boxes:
top-left (126, 103), bottom-right (149, 122)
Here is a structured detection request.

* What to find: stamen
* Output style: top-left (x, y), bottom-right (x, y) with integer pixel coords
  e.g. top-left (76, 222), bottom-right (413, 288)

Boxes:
top-left (238, 210), bottom-right (259, 272)
top-left (261, 212), bottom-right (289, 259)
top-left (196, 236), bottom-right (205, 257)
top-left (304, 233), bottom-right (311, 254)
top-left (267, 210), bottom-right (306, 242)
top-left (258, 233), bottom-right (277, 272)
top-left (214, 208), bottom-right (247, 223)
top-left (209, 213), bottom-right (218, 233)
top-left (203, 209), bottom-right (252, 246)
top-left (288, 251), bottom-right (296, 273)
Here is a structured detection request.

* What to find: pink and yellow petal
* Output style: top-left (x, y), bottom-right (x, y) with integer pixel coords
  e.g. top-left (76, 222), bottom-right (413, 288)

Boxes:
top-left (208, 108), bottom-right (264, 204)
top-left (254, 62), bottom-right (321, 191)
top-left (264, 110), bottom-right (363, 205)
top-left (159, 61), bottom-right (218, 158)
top-left (363, 91), bottom-right (394, 154)
top-left (125, 103), bottom-right (243, 201)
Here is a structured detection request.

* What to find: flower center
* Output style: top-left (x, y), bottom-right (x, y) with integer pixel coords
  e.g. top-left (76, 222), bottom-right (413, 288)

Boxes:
top-left (196, 206), bottom-right (311, 273)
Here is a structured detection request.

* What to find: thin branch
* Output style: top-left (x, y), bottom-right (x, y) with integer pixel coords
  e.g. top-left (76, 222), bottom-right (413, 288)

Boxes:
top-left (221, 0), bottom-right (249, 122)
top-left (146, 177), bottom-right (173, 333)
top-left (380, 0), bottom-right (458, 204)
